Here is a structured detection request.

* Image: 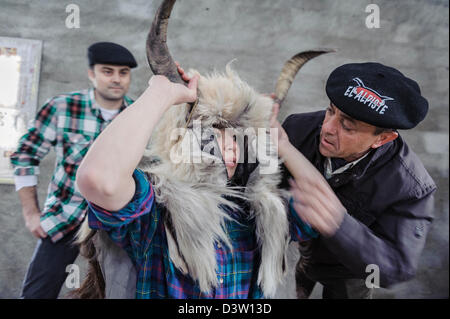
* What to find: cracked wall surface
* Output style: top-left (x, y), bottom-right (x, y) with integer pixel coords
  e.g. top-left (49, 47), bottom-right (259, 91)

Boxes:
top-left (0, 0), bottom-right (448, 298)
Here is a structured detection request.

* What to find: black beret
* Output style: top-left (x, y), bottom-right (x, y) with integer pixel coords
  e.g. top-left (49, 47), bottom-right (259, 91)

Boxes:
top-left (325, 62), bottom-right (428, 129)
top-left (87, 42), bottom-right (137, 68)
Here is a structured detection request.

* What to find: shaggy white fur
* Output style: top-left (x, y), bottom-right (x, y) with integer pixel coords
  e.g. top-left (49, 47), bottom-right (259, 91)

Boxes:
top-left (139, 64), bottom-right (291, 296)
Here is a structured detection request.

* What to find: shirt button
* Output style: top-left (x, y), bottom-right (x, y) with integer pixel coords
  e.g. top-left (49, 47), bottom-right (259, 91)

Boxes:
top-left (219, 278), bottom-right (224, 284)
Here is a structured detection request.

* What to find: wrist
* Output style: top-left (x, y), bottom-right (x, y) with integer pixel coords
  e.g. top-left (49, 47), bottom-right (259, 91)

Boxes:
top-left (143, 84), bottom-right (174, 110)
top-left (23, 206), bottom-right (41, 217)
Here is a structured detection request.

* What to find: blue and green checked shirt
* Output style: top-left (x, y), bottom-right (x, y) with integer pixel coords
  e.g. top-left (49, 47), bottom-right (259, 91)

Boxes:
top-left (10, 88), bottom-right (132, 242)
top-left (88, 169), bottom-right (318, 299)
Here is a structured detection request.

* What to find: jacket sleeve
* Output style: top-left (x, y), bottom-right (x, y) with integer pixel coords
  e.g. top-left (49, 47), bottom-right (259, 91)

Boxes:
top-left (288, 197), bottom-right (319, 242)
top-left (10, 98), bottom-right (58, 176)
top-left (322, 191), bottom-right (435, 288)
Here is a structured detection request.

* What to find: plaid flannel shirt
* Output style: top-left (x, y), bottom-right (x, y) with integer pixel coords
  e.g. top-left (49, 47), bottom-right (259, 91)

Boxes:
top-left (88, 169), bottom-right (317, 299)
top-left (10, 88), bottom-right (133, 242)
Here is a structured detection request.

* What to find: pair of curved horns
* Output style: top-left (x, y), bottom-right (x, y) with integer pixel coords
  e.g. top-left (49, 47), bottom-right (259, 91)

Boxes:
top-left (146, 0), bottom-right (335, 108)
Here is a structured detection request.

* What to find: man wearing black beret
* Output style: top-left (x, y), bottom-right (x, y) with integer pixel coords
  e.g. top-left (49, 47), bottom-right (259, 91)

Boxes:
top-left (271, 62), bottom-right (436, 298)
top-left (10, 42), bottom-right (137, 298)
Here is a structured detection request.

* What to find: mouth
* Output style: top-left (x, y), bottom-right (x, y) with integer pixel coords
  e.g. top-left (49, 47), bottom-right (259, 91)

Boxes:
top-left (109, 87), bottom-right (123, 91)
top-left (320, 136), bottom-right (335, 150)
top-left (225, 160), bottom-right (237, 168)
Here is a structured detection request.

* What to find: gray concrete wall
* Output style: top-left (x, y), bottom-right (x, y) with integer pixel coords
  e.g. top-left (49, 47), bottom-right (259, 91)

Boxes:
top-left (0, 0), bottom-right (448, 298)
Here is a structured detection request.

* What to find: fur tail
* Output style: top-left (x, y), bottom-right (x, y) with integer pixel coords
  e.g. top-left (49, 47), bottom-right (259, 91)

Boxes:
top-left (67, 227), bottom-right (105, 299)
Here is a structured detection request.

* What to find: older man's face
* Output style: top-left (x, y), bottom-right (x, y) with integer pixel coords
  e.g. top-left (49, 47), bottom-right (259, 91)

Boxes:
top-left (88, 64), bottom-right (131, 102)
top-left (319, 103), bottom-right (386, 162)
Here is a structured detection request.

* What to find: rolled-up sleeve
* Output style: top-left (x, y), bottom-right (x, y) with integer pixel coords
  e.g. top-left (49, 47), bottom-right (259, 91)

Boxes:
top-left (87, 169), bottom-right (157, 258)
top-left (10, 99), bottom-right (58, 177)
top-left (288, 197), bottom-right (319, 242)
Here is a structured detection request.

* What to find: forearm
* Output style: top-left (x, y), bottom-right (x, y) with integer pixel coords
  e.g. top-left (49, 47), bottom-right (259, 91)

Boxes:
top-left (18, 186), bottom-right (40, 215)
top-left (18, 185), bottom-right (48, 238)
top-left (77, 74), bottom-right (198, 210)
top-left (279, 141), bottom-right (323, 184)
top-left (280, 140), bottom-right (346, 236)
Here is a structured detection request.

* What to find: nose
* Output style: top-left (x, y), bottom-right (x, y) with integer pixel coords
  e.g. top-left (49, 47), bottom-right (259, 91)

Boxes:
top-left (112, 71), bottom-right (120, 83)
top-left (224, 145), bottom-right (235, 158)
top-left (224, 140), bottom-right (239, 161)
top-left (322, 114), bottom-right (338, 136)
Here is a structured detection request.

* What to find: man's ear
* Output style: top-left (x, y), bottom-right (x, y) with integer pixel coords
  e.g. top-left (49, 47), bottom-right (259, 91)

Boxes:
top-left (371, 131), bottom-right (399, 149)
top-left (87, 67), bottom-right (95, 83)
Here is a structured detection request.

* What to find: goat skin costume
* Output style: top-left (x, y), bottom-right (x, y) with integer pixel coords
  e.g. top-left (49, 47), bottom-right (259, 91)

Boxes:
top-left (76, 65), bottom-right (306, 298)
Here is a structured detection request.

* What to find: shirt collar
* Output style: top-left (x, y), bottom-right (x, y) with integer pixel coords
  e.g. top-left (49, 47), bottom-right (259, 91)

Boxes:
top-left (324, 151), bottom-right (371, 179)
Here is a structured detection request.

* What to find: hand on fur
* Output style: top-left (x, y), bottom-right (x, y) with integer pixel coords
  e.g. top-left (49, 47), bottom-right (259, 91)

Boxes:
top-left (148, 74), bottom-right (198, 107)
top-left (289, 177), bottom-right (346, 237)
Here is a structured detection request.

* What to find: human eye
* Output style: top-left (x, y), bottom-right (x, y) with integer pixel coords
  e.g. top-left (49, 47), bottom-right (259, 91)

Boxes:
top-left (326, 106), bottom-right (334, 114)
top-left (341, 120), bottom-right (354, 131)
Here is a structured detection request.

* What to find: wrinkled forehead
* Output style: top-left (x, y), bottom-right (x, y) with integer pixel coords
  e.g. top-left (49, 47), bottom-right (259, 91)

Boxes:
top-left (330, 102), bottom-right (377, 131)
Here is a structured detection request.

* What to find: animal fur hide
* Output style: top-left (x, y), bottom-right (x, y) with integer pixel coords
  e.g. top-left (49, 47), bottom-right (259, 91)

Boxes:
top-left (78, 64), bottom-right (291, 298)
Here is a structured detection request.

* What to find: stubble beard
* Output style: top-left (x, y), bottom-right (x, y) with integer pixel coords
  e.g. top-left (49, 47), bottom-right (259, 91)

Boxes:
top-left (96, 87), bottom-right (125, 102)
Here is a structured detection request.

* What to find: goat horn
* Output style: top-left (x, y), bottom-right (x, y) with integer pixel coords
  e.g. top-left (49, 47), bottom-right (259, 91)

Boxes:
top-left (274, 49), bottom-right (336, 107)
top-left (146, 0), bottom-right (185, 85)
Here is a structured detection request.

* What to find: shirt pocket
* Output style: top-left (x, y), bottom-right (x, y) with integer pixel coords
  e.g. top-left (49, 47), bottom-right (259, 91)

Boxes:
top-left (63, 132), bottom-right (93, 165)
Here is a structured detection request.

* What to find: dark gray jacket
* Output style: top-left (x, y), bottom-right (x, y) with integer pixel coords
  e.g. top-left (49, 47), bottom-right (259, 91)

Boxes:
top-left (282, 111), bottom-right (436, 288)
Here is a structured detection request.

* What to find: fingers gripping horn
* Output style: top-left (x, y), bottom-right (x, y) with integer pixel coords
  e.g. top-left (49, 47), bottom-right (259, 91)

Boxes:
top-left (274, 49), bottom-right (336, 107)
